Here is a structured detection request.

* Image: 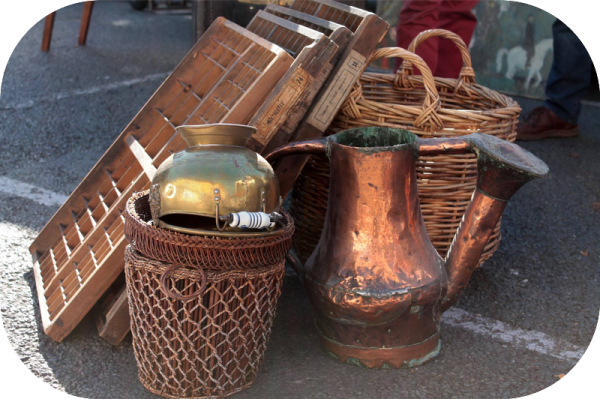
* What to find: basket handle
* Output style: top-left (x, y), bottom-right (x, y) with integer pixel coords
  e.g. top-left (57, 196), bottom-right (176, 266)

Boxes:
top-left (367, 47), bottom-right (444, 131)
top-left (160, 264), bottom-right (207, 301)
top-left (399, 29), bottom-right (476, 96)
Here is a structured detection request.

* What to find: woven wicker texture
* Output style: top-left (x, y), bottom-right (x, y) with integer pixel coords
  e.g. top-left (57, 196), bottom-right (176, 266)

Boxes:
top-left (125, 246), bottom-right (284, 399)
top-left (125, 191), bottom-right (294, 270)
top-left (290, 30), bottom-right (518, 264)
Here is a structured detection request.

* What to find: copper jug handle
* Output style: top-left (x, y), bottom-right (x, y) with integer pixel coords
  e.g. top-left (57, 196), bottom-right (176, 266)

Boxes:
top-left (265, 137), bottom-right (329, 279)
top-left (265, 137), bottom-right (329, 164)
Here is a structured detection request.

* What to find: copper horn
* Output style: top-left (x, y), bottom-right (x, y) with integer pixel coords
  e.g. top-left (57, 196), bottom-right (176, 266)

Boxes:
top-left (266, 137), bottom-right (328, 279)
top-left (266, 129), bottom-right (548, 368)
top-left (418, 133), bottom-right (549, 310)
top-left (268, 133), bottom-right (549, 309)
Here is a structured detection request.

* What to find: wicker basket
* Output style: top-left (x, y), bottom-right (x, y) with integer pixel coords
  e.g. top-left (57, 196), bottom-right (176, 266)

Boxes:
top-left (124, 191), bottom-right (293, 398)
top-left (125, 191), bottom-right (294, 270)
top-left (290, 29), bottom-right (520, 264)
top-left (125, 247), bottom-right (285, 399)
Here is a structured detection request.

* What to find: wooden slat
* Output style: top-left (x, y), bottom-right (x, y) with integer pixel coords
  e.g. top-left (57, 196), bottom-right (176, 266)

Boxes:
top-left (265, 4), bottom-right (345, 35)
top-left (41, 13), bottom-right (56, 52)
top-left (249, 10), bottom-right (325, 42)
top-left (125, 135), bottom-right (157, 181)
top-left (78, 2), bottom-right (94, 46)
top-left (255, 4), bottom-right (354, 156)
top-left (274, 0), bottom-right (389, 196)
top-left (292, 0), bottom-right (371, 30)
top-left (31, 17), bottom-right (293, 342)
top-left (96, 285), bottom-right (130, 346)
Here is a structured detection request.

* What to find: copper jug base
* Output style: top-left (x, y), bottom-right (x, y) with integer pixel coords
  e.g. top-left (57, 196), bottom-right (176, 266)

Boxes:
top-left (319, 332), bottom-right (441, 369)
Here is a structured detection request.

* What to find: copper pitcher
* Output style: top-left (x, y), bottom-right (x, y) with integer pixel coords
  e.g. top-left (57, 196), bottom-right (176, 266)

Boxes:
top-left (266, 127), bottom-right (548, 369)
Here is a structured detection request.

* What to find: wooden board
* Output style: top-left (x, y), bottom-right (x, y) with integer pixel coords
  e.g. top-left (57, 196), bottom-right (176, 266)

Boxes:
top-left (244, 10), bottom-right (340, 154)
top-left (255, 4), bottom-right (353, 155)
top-left (95, 283), bottom-right (130, 346)
top-left (30, 17), bottom-right (293, 342)
top-left (273, 0), bottom-right (390, 196)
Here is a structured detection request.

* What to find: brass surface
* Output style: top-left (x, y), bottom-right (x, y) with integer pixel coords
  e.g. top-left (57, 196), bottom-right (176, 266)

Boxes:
top-left (266, 127), bottom-right (547, 368)
top-left (151, 124), bottom-right (280, 234)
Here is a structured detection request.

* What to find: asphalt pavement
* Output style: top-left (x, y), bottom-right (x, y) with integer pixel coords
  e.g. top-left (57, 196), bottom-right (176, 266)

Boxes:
top-left (0, 2), bottom-right (598, 399)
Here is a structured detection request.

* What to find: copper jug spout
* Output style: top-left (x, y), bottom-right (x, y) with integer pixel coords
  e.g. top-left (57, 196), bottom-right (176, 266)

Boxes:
top-left (417, 134), bottom-right (549, 310)
top-left (266, 128), bottom-right (548, 368)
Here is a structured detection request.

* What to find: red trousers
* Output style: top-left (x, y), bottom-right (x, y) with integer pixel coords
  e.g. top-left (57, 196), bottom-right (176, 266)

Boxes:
top-left (396, 0), bottom-right (479, 78)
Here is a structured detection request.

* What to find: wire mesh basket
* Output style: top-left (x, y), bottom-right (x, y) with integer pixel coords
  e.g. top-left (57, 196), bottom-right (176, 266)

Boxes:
top-left (125, 191), bottom-right (294, 270)
top-left (125, 246), bottom-right (286, 399)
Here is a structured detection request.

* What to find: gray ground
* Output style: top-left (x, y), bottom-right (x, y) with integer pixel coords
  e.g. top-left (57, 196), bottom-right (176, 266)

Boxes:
top-left (0, 2), bottom-right (598, 399)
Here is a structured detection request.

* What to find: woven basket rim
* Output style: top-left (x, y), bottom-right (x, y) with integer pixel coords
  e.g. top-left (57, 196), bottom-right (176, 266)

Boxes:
top-left (362, 72), bottom-right (519, 107)
top-left (354, 75), bottom-right (520, 119)
top-left (126, 190), bottom-right (295, 249)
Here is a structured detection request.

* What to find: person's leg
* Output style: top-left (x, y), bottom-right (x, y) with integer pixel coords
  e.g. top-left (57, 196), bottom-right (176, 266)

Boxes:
top-left (544, 19), bottom-right (592, 124)
top-left (395, 0), bottom-right (442, 72)
top-left (435, 0), bottom-right (479, 78)
top-left (517, 19), bottom-right (591, 140)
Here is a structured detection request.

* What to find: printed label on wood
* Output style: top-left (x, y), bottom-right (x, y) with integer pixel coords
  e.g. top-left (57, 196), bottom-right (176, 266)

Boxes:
top-left (279, 62), bottom-right (332, 135)
top-left (252, 68), bottom-right (314, 145)
top-left (306, 49), bottom-right (366, 131)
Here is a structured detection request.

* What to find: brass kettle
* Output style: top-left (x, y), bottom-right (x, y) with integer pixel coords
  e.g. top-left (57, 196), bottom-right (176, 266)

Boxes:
top-left (266, 127), bottom-right (548, 368)
top-left (150, 124), bottom-right (280, 236)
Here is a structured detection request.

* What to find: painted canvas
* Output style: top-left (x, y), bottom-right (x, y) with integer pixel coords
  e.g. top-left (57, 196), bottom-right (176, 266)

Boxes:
top-left (375, 0), bottom-right (556, 99)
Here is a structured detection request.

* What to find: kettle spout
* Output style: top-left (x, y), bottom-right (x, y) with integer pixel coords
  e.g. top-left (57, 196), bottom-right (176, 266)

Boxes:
top-left (418, 134), bottom-right (549, 311)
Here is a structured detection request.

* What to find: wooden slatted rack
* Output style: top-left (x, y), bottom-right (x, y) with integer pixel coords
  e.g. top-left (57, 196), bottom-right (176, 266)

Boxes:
top-left (253, 4), bottom-right (352, 155)
top-left (244, 11), bottom-right (340, 154)
top-left (95, 12), bottom-right (340, 346)
top-left (247, 9), bottom-right (324, 58)
top-left (273, 0), bottom-right (389, 196)
top-left (31, 17), bottom-right (293, 342)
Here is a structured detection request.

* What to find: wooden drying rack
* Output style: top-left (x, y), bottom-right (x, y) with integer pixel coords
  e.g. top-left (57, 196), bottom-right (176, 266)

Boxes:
top-left (31, 18), bottom-right (293, 343)
top-left (96, 8), bottom-right (343, 345)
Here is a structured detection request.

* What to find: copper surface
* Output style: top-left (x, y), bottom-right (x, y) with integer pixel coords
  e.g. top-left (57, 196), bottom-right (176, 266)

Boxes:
top-left (320, 331), bottom-right (441, 369)
top-left (267, 127), bottom-right (547, 368)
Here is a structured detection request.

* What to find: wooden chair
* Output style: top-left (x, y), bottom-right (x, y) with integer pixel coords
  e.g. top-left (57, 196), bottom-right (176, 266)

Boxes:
top-left (42, 1), bottom-right (94, 51)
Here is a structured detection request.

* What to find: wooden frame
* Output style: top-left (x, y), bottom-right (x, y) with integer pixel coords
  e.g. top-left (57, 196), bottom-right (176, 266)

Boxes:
top-left (252, 4), bottom-right (353, 155)
top-left (31, 17), bottom-right (293, 342)
top-left (273, 0), bottom-right (390, 196)
top-left (244, 10), bottom-right (340, 154)
top-left (95, 283), bottom-right (130, 346)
